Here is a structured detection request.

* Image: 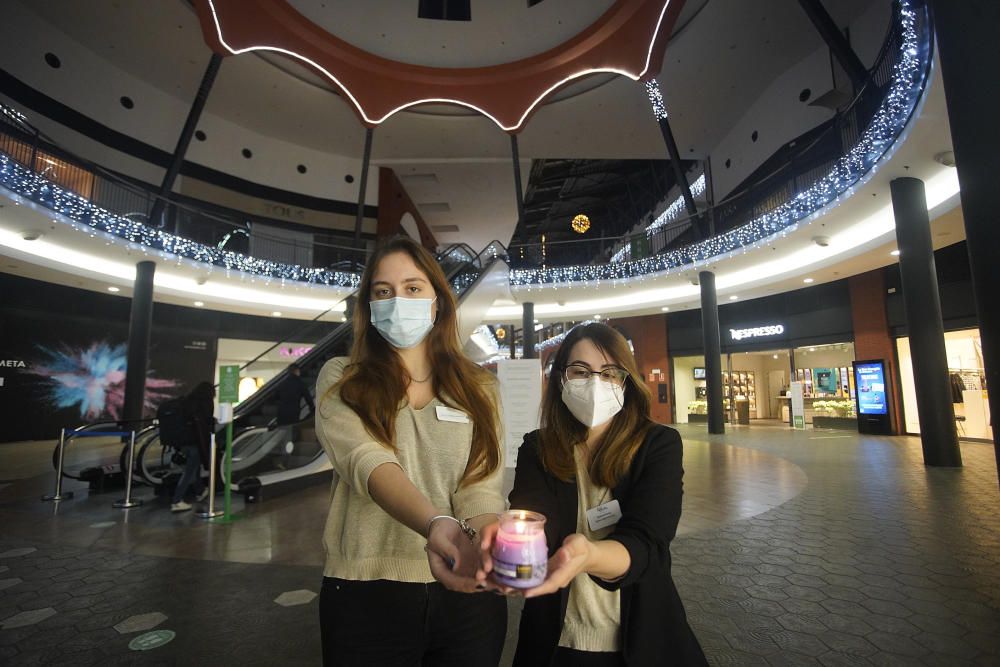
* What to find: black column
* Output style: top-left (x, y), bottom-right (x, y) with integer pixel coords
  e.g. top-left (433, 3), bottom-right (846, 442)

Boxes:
top-left (149, 54), bottom-right (223, 227)
top-left (352, 127), bottom-right (374, 248)
top-left (699, 271), bottom-right (724, 434)
top-left (510, 135), bottom-right (526, 225)
top-left (929, 0), bottom-right (1000, 478)
top-left (122, 261), bottom-right (156, 425)
top-left (656, 116), bottom-right (701, 239)
top-left (797, 0), bottom-right (869, 90)
top-left (509, 324), bottom-right (517, 360)
top-left (522, 303), bottom-right (537, 359)
top-left (890, 178), bottom-right (961, 467)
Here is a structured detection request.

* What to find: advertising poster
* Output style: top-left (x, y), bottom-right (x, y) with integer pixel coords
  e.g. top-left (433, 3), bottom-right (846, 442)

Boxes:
top-left (0, 310), bottom-right (216, 442)
top-left (496, 359), bottom-right (542, 467)
top-left (854, 361), bottom-right (888, 415)
top-left (814, 368), bottom-right (838, 395)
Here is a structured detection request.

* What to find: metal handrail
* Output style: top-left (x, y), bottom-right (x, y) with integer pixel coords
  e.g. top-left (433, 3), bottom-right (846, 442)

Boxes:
top-left (0, 108), bottom-right (369, 271)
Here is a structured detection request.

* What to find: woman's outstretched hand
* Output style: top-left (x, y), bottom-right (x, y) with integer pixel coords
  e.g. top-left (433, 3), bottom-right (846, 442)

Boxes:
top-left (517, 533), bottom-right (592, 599)
top-left (426, 519), bottom-right (491, 593)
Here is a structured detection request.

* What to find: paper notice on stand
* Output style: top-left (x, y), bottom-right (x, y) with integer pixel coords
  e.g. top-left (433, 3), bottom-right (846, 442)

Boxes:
top-left (790, 381), bottom-right (805, 429)
top-left (497, 359), bottom-right (543, 467)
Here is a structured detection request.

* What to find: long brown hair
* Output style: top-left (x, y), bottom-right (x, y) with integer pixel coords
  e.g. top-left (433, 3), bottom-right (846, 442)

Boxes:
top-left (538, 322), bottom-right (653, 488)
top-left (330, 237), bottom-right (501, 487)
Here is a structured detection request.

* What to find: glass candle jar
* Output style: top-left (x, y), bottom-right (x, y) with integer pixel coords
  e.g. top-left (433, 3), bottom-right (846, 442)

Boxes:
top-left (491, 510), bottom-right (547, 588)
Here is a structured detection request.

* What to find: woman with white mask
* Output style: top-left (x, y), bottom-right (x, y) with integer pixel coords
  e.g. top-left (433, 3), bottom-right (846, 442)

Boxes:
top-left (315, 237), bottom-right (506, 665)
top-left (482, 323), bottom-right (705, 667)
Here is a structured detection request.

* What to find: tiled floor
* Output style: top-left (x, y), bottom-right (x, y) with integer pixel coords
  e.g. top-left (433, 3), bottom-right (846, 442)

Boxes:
top-left (1, 426), bottom-right (998, 665)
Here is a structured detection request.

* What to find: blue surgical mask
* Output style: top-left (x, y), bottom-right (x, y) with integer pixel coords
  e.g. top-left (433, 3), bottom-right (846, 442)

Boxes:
top-left (369, 297), bottom-right (437, 349)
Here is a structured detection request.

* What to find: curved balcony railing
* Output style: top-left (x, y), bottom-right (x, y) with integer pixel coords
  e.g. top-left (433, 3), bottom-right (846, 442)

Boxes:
top-left (508, 0), bottom-right (932, 287)
top-left (1, 0), bottom-right (930, 293)
top-left (0, 107), bottom-right (365, 287)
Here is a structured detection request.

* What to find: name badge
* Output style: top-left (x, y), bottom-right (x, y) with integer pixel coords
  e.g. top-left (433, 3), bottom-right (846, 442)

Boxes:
top-left (586, 499), bottom-right (622, 532)
top-left (435, 405), bottom-right (470, 423)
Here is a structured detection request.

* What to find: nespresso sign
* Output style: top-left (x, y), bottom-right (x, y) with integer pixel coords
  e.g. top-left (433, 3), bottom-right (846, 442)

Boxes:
top-left (729, 324), bottom-right (785, 341)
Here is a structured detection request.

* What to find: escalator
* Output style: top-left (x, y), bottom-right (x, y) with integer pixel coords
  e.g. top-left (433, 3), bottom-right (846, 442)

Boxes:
top-left (126, 242), bottom-right (510, 502)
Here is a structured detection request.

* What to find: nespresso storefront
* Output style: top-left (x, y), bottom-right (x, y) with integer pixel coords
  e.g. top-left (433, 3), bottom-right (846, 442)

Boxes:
top-left (668, 281), bottom-right (857, 426)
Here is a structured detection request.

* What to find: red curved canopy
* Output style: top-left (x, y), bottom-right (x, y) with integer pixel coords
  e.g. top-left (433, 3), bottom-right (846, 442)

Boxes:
top-left (193, 0), bottom-right (685, 131)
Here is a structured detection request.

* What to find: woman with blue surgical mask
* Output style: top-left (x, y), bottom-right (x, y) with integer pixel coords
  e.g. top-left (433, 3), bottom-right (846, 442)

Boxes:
top-left (482, 322), bottom-right (705, 667)
top-left (314, 237), bottom-right (506, 666)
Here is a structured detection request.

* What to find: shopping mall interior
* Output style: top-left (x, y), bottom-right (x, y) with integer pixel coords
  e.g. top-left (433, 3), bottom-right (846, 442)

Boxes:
top-left (1, 0), bottom-right (998, 664)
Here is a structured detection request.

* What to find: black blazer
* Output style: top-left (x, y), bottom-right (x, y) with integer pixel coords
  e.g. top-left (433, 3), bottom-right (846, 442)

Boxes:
top-left (509, 425), bottom-right (707, 667)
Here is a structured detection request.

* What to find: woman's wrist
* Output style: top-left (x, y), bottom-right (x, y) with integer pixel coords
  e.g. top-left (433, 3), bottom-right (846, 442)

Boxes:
top-left (426, 514), bottom-right (477, 542)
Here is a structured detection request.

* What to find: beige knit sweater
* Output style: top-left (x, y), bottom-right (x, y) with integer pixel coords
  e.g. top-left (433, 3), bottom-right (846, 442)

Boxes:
top-left (557, 446), bottom-right (623, 652)
top-left (315, 357), bottom-right (505, 582)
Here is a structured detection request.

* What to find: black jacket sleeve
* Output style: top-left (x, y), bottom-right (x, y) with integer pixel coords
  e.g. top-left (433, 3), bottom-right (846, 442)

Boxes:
top-left (593, 425), bottom-right (684, 591)
top-left (508, 432), bottom-right (565, 554)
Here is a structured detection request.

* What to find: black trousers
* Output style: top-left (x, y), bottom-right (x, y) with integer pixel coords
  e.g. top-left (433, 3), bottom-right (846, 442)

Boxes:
top-left (319, 577), bottom-right (507, 666)
top-left (553, 647), bottom-right (626, 667)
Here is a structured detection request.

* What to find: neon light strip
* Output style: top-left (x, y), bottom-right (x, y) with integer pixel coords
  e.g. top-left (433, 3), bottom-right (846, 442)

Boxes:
top-left (207, 0), bottom-right (673, 131)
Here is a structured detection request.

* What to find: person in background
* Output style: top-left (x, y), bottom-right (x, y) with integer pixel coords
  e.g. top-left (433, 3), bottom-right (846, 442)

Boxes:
top-left (484, 322), bottom-right (706, 666)
top-left (171, 381), bottom-right (215, 513)
top-left (276, 363), bottom-right (315, 425)
top-left (314, 237), bottom-right (507, 666)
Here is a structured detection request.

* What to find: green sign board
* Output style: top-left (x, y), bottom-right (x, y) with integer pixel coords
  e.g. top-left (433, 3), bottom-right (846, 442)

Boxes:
top-left (793, 415), bottom-right (805, 429)
top-left (218, 364), bottom-right (240, 404)
top-left (129, 629), bottom-right (176, 651)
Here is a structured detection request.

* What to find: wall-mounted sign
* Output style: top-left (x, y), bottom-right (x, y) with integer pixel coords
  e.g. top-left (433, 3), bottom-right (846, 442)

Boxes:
top-left (729, 324), bottom-right (785, 341)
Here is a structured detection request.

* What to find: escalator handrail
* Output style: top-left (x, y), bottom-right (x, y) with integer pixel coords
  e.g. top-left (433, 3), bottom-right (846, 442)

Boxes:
top-left (234, 289), bottom-right (357, 375)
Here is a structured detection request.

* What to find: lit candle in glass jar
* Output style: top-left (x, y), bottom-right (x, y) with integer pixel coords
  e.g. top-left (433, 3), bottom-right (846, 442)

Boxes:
top-left (492, 510), bottom-right (547, 588)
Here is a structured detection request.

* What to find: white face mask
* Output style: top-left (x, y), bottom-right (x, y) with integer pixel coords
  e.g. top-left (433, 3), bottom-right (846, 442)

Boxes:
top-left (369, 297), bottom-right (436, 349)
top-left (561, 377), bottom-right (625, 428)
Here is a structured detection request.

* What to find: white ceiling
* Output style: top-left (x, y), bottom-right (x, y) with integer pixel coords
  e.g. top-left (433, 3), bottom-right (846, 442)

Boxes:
top-left (287, 0), bottom-right (618, 68)
top-left (20, 0), bottom-right (874, 160)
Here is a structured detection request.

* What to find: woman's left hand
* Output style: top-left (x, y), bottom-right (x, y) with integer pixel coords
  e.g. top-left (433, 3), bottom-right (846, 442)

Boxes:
top-left (520, 533), bottom-right (593, 599)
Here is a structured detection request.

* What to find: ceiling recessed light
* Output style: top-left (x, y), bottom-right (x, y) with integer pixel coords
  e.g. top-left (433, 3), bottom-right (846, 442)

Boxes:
top-left (809, 347), bottom-right (816, 352)
top-left (890, 250), bottom-right (900, 256)
top-left (729, 295), bottom-right (739, 301)
top-left (272, 311), bottom-right (282, 317)
top-left (593, 314), bottom-right (601, 320)
top-left (661, 306), bottom-right (670, 311)
top-left (193, 301), bottom-right (204, 307)
top-left (773, 354), bottom-right (779, 359)
top-left (534, 319), bottom-right (539, 323)
top-left (803, 278), bottom-right (814, 283)
top-left (107, 286), bottom-right (120, 293)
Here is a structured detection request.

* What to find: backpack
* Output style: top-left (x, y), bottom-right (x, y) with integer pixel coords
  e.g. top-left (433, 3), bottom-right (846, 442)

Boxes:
top-left (157, 397), bottom-right (192, 449)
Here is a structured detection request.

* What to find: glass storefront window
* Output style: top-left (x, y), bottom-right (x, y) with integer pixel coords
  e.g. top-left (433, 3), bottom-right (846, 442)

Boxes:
top-left (675, 343), bottom-right (857, 427)
top-left (897, 329), bottom-right (992, 441)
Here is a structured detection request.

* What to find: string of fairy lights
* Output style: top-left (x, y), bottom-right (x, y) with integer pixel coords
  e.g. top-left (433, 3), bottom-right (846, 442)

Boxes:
top-left (0, 153), bottom-right (360, 288)
top-left (510, 0), bottom-right (929, 288)
top-left (644, 81), bottom-right (668, 121)
top-left (0, 0), bottom-right (928, 293)
top-left (610, 173), bottom-right (707, 263)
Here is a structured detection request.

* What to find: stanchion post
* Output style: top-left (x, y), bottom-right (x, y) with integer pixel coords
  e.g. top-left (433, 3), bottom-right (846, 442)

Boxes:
top-left (224, 419), bottom-right (233, 518)
top-left (113, 430), bottom-right (143, 509)
top-left (213, 364), bottom-right (240, 523)
top-left (42, 428), bottom-right (74, 502)
top-left (197, 432), bottom-right (223, 519)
